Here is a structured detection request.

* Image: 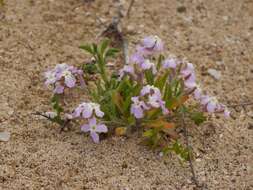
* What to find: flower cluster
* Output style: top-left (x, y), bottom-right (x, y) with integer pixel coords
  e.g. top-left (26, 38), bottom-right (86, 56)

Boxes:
top-left (73, 102), bottom-right (107, 143)
top-left (42, 35), bottom-right (230, 146)
top-left (131, 85), bottom-right (168, 119)
top-left (161, 57), bottom-right (230, 117)
top-left (44, 63), bottom-right (84, 94)
top-left (119, 35), bottom-right (163, 80)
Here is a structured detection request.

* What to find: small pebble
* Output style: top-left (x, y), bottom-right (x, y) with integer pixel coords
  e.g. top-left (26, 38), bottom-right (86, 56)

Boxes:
top-left (247, 111), bottom-right (253, 118)
top-left (0, 131), bottom-right (10, 142)
top-left (208, 68), bottom-right (221, 80)
top-left (177, 6), bottom-right (187, 13)
top-left (248, 123), bottom-right (253, 130)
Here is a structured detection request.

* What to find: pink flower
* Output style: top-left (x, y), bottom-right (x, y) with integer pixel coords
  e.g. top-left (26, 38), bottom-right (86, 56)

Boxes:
top-left (131, 85), bottom-right (169, 119)
top-left (140, 59), bottom-right (157, 74)
top-left (180, 62), bottom-right (197, 90)
top-left (184, 74), bottom-right (197, 89)
top-left (193, 86), bottom-right (202, 100)
top-left (141, 36), bottom-right (164, 54)
top-left (199, 96), bottom-right (230, 117)
top-left (140, 85), bottom-right (161, 97)
top-left (130, 96), bottom-right (149, 119)
top-left (53, 82), bottom-right (64, 94)
top-left (44, 70), bottom-right (57, 86)
top-left (119, 65), bottom-right (135, 79)
top-left (73, 102), bottom-right (104, 119)
top-left (81, 117), bottom-right (108, 143)
top-left (163, 58), bottom-right (178, 69)
top-left (130, 52), bottom-right (145, 65)
top-left (44, 63), bottom-right (83, 94)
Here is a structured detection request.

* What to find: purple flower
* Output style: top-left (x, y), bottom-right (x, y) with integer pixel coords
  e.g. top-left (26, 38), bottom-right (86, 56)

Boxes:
top-left (180, 62), bottom-right (195, 77)
top-left (53, 82), bottom-right (64, 94)
top-left (119, 65), bottom-right (135, 79)
top-left (140, 59), bottom-right (157, 74)
top-left (130, 85), bottom-right (169, 118)
top-left (193, 86), bottom-right (202, 100)
top-left (55, 63), bottom-right (69, 76)
top-left (184, 74), bottom-right (197, 89)
top-left (81, 117), bottom-right (108, 143)
top-left (147, 94), bottom-right (161, 108)
top-left (45, 70), bottom-right (57, 86)
top-left (180, 62), bottom-right (197, 89)
top-left (199, 96), bottom-right (230, 117)
top-left (44, 63), bottom-right (83, 94)
top-left (140, 85), bottom-right (161, 97)
top-left (55, 64), bottom-right (77, 88)
top-left (130, 96), bottom-right (149, 119)
top-left (61, 70), bottom-right (76, 88)
top-left (163, 58), bottom-right (178, 69)
top-left (73, 102), bottom-right (104, 119)
top-left (224, 109), bottom-right (230, 118)
top-left (130, 52), bottom-right (145, 65)
top-left (141, 36), bottom-right (164, 54)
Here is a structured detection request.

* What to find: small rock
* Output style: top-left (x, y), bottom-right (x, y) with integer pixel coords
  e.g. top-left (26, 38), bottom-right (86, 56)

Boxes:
top-left (196, 158), bottom-right (202, 162)
top-left (216, 61), bottom-right (224, 65)
top-left (207, 68), bottom-right (221, 80)
top-left (0, 131), bottom-right (10, 142)
top-left (248, 123), bottom-right (253, 130)
top-left (247, 111), bottom-right (253, 118)
top-left (177, 6), bottom-right (187, 13)
top-left (126, 25), bottom-right (136, 35)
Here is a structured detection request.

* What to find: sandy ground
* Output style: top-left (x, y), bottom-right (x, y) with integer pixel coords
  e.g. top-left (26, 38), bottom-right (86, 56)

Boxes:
top-left (0, 0), bottom-right (253, 189)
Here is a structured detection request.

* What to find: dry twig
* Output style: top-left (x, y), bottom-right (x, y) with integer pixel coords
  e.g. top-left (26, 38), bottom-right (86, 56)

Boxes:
top-left (181, 111), bottom-right (203, 189)
top-left (32, 112), bottom-right (71, 132)
top-left (126, 0), bottom-right (135, 18)
top-left (99, 0), bottom-right (136, 65)
top-left (227, 102), bottom-right (253, 108)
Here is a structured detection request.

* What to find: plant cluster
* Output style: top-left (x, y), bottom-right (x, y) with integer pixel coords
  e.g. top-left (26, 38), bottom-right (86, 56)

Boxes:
top-left (42, 36), bottom-right (229, 160)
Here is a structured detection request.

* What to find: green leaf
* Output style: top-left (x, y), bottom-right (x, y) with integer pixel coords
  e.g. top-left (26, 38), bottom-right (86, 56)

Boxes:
top-left (99, 39), bottom-right (110, 55)
top-left (154, 71), bottom-right (169, 91)
top-left (164, 83), bottom-right (172, 101)
top-left (166, 141), bottom-right (190, 161)
top-left (144, 70), bottom-right (154, 85)
top-left (92, 43), bottom-right (98, 54)
top-left (105, 48), bottom-right (119, 57)
top-left (79, 44), bottom-right (94, 54)
top-left (190, 112), bottom-right (206, 125)
top-left (143, 129), bottom-right (154, 138)
top-left (156, 54), bottom-right (165, 71)
top-left (82, 63), bottom-right (97, 74)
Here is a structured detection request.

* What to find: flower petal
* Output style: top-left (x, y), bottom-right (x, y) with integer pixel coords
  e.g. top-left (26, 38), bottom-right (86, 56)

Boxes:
top-left (89, 117), bottom-right (97, 126)
top-left (81, 124), bottom-right (90, 132)
top-left (224, 109), bottom-right (230, 118)
top-left (163, 58), bottom-right (177, 69)
top-left (94, 107), bottom-right (104, 118)
top-left (90, 132), bottom-right (99, 143)
top-left (54, 84), bottom-right (64, 94)
top-left (82, 104), bottom-right (93, 118)
top-left (96, 124), bottom-right (108, 133)
top-left (131, 105), bottom-right (144, 119)
top-left (206, 102), bottom-right (216, 113)
top-left (65, 75), bottom-right (76, 88)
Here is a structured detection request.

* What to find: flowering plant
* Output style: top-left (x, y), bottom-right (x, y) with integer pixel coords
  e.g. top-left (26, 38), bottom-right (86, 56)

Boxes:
top-left (40, 36), bottom-right (229, 160)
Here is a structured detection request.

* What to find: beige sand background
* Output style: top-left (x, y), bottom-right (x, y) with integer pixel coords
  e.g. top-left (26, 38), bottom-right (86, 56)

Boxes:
top-left (0, 0), bottom-right (252, 189)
